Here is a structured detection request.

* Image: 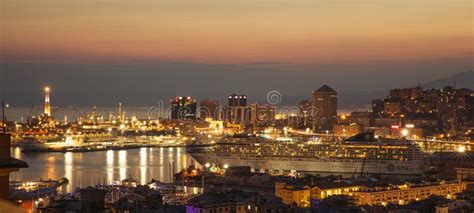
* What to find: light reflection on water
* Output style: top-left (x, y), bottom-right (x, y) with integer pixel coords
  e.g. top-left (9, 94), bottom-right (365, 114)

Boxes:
top-left (64, 152), bottom-right (73, 192)
top-left (106, 150), bottom-right (114, 185)
top-left (11, 147), bottom-right (197, 192)
top-left (118, 150), bottom-right (127, 181)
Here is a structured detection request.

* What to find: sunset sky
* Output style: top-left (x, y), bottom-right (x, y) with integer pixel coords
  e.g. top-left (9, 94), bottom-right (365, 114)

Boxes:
top-left (1, 0), bottom-right (472, 64)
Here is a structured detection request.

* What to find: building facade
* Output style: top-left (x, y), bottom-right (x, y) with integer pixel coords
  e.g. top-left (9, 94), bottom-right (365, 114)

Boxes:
top-left (171, 96), bottom-right (197, 120)
top-left (200, 99), bottom-right (220, 120)
top-left (312, 85), bottom-right (338, 131)
top-left (224, 94), bottom-right (249, 125)
top-left (354, 180), bottom-right (467, 206)
top-left (249, 103), bottom-right (275, 127)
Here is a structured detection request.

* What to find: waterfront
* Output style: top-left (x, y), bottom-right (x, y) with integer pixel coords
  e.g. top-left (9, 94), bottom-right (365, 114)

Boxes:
top-left (4, 106), bottom-right (166, 122)
top-left (10, 147), bottom-right (196, 192)
top-left (4, 106), bottom-right (355, 122)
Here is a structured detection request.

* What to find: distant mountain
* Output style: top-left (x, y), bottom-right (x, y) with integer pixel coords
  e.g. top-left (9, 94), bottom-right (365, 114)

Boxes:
top-left (423, 71), bottom-right (474, 89)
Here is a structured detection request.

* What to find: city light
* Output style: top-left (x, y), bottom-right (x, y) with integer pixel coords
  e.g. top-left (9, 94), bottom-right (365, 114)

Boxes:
top-left (401, 129), bottom-right (409, 137)
top-left (2, 1), bottom-right (472, 211)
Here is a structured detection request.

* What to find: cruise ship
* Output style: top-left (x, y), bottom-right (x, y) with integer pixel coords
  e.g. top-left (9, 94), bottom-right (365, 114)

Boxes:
top-left (187, 132), bottom-right (426, 176)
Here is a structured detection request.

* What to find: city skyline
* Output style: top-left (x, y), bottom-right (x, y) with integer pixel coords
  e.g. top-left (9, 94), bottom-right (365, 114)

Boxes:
top-left (0, 68), bottom-right (472, 107)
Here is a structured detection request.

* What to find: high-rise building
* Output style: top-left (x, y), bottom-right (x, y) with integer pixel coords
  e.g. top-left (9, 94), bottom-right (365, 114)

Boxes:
top-left (199, 99), bottom-right (220, 120)
top-left (44, 86), bottom-right (51, 117)
top-left (249, 103), bottom-right (275, 127)
top-left (371, 99), bottom-right (384, 116)
top-left (312, 85), bottom-right (338, 131)
top-left (383, 98), bottom-right (402, 115)
top-left (228, 94), bottom-right (247, 107)
top-left (389, 87), bottom-right (423, 99)
top-left (465, 95), bottom-right (474, 123)
top-left (224, 94), bottom-right (249, 125)
top-left (171, 96), bottom-right (197, 120)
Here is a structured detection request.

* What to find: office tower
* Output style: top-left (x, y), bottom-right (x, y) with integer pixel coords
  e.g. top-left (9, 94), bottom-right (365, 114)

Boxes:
top-left (171, 96), bottom-right (197, 120)
top-left (312, 85), bottom-right (338, 131)
top-left (224, 94), bottom-right (249, 125)
top-left (199, 99), bottom-right (220, 120)
top-left (249, 103), bottom-right (275, 127)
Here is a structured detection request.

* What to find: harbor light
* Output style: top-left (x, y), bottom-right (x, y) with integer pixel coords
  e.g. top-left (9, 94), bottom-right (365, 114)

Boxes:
top-left (223, 164), bottom-right (229, 169)
top-left (401, 129), bottom-right (409, 137)
top-left (43, 86), bottom-right (52, 116)
top-left (205, 163), bottom-right (211, 168)
top-left (457, 146), bottom-right (466, 153)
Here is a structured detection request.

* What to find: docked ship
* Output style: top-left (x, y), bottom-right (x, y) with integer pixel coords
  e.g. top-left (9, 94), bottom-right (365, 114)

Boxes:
top-left (17, 134), bottom-right (85, 152)
top-left (187, 132), bottom-right (426, 176)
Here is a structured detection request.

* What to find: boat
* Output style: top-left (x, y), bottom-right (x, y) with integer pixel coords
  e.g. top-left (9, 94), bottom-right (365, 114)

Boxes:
top-left (16, 137), bottom-right (50, 152)
top-left (10, 178), bottom-right (69, 200)
top-left (17, 134), bottom-right (86, 152)
top-left (186, 132), bottom-right (426, 177)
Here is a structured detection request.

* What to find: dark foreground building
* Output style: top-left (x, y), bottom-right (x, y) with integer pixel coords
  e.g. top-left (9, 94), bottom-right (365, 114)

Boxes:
top-left (0, 132), bottom-right (28, 201)
top-left (186, 190), bottom-right (292, 213)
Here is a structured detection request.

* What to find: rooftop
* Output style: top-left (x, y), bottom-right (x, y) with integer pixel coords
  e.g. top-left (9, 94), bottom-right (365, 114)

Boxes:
top-left (314, 84), bottom-right (337, 93)
top-left (0, 157), bottom-right (28, 169)
top-left (187, 190), bottom-right (254, 207)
